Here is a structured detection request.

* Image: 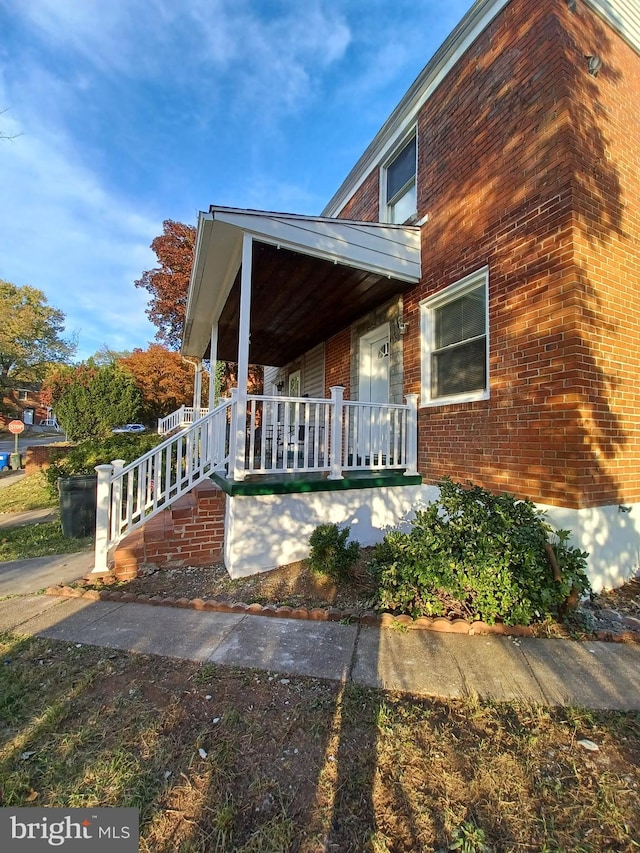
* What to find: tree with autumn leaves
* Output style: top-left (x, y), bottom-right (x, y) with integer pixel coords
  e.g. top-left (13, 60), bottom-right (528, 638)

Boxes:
top-left (119, 345), bottom-right (208, 422)
top-left (134, 220), bottom-right (196, 350)
top-left (134, 218), bottom-right (262, 395)
top-left (0, 280), bottom-right (76, 418)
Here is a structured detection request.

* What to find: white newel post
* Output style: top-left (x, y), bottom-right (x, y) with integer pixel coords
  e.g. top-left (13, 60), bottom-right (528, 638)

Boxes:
top-left (92, 463), bottom-right (113, 574)
top-left (328, 385), bottom-right (345, 480)
top-left (404, 393), bottom-right (419, 476)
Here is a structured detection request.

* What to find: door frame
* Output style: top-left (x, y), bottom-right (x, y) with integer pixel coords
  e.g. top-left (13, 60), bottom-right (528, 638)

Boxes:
top-left (358, 323), bottom-right (390, 403)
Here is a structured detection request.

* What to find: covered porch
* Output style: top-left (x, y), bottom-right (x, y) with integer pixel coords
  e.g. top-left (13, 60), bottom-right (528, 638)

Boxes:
top-left (91, 206), bottom-right (423, 576)
top-left (182, 204), bottom-right (421, 484)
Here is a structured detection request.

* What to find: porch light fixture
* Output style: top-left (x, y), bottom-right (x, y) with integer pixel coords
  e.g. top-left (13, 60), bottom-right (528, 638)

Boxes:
top-left (397, 317), bottom-right (409, 335)
top-left (585, 54), bottom-right (602, 76)
top-left (276, 380), bottom-right (284, 392)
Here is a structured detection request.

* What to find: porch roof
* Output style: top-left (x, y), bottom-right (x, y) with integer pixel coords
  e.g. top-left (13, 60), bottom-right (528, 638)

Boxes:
top-left (182, 205), bottom-right (421, 367)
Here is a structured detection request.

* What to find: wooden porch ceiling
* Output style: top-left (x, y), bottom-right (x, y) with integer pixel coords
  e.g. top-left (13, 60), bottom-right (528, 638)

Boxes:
top-left (182, 206), bottom-right (421, 366)
top-left (215, 240), bottom-right (414, 366)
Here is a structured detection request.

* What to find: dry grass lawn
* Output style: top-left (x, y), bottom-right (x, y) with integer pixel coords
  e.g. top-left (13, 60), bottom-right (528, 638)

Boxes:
top-left (1, 632), bottom-right (638, 852)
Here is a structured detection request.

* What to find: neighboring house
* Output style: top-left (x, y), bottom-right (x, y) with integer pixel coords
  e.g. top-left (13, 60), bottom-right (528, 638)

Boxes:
top-left (97, 0), bottom-right (640, 590)
top-left (1, 384), bottom-right (48, 427)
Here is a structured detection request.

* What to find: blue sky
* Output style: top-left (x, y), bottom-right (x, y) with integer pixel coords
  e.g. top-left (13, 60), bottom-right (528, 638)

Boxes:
top-left (0, 0), bottom-right (471, 361)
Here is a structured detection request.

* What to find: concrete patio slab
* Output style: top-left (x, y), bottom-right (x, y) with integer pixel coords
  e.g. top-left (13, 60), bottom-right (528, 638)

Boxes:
top-left (209, 614), bottom-right (357, 680)
top-left (519, 638), bottom-right (640, 710)
top-left (352, 627), bottom-right (467, 698)
top-left (38, 601), bottom-right (246, 662)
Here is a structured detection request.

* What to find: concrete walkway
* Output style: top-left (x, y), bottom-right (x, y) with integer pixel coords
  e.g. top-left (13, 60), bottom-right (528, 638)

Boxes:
top-left (0, 586), bottom-right (638, 710)
top-left (0, 550), bottom-right (93, 596)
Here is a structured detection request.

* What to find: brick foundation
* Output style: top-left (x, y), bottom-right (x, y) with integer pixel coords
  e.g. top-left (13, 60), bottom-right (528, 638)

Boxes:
top-left (113, 480), bottom-right (226, 580)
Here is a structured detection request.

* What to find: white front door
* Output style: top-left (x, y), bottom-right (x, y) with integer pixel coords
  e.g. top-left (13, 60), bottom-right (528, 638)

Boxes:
top-left (359, 324), bottom-right (390, 404)
top-left (357, 324), bottom-right (390, 463)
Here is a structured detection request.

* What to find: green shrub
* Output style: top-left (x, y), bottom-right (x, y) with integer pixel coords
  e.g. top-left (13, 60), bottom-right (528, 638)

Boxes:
top-left (306, 523), bottom-right (361, 583)
top-left (372, 478), bottom-right (590, 626)
top-left (45, 433), bottom-right (163, 495)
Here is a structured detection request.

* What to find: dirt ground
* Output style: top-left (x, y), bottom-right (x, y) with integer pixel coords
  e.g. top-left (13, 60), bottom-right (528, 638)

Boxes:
top-left (108, 553), bottom-right (379, 613)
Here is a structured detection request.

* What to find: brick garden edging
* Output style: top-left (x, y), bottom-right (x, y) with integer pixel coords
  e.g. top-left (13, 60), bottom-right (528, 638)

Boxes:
top-left (43, 585), bottom-right (640, 643)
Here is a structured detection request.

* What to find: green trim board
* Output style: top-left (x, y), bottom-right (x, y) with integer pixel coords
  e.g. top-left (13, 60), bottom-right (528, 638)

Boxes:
top-left (211, 470), bottom-right (422, 497)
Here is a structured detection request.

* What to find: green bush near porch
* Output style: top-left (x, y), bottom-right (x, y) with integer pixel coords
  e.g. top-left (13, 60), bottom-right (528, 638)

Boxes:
top-left (371, 478), bottom-right (590, 626)
top-left (44, 433), bottom-right (164, 496)
top-left (306, 523), bottom-right (361, 583)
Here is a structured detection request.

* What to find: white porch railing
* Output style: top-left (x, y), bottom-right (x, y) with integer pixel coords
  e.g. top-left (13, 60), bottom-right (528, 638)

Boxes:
top-left (157, 405), bottom-right (211, 435)
top-left (92, 389), bottom-right (418, 573)
top-left (230, 388), bottom-right (418, 479)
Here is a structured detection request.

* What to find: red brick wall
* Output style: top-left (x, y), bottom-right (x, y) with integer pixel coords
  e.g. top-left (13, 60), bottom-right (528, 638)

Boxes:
top-left (113, 481), bottom-right (226, 579)
top-left (25, 444), bottom-right (72, 476)
top-left (334, 0), bottom-right (640, 510)
top-left (567, 4), bottom-right (640, 508)
top-left (339, 169), bottom-right (379, 222)
top-left (324, 327), bottom-right (351, 397)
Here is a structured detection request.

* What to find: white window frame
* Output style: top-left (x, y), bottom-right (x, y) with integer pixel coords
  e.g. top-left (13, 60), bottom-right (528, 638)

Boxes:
top-left (420, 266), bottom-right (490, 407)
top-left (380, 130), bottom-right (417, 224)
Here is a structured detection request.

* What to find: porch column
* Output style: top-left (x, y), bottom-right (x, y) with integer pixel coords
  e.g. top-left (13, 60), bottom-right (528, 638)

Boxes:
top-left (231, 233), bottom-right (253, 481)
top-left (208, 323), bottom-right (219, 410)
top-left (193, 359), bottom-right (203, 419)
top-left (404, 393), bottom-right (419, 476)
top-left (328, 385), bottom-right (345, 480)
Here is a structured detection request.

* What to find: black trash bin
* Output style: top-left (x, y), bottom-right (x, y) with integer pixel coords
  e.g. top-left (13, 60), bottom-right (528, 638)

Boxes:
top-left (58, 474), bottom-right (97, 538)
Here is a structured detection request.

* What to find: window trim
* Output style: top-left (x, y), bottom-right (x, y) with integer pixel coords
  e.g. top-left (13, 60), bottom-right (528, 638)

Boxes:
top-left (419, 266), bottom-right (490, 407)
top-left (380, 130), bottom-right (417, 224)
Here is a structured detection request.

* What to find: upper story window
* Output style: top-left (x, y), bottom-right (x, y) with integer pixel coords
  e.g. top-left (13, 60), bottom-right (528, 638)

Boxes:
top-left (420, 267), bottom-right (490, 406)
top-left (383, 134), bottom-right (416, 224)
top-left (17, 389), bottom-right (29, 401)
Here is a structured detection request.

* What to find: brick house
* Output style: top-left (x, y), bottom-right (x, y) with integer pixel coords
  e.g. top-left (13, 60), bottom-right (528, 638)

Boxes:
top-left (99, 0), bottom-right (640, 590)
top-left (1, 384), bottom-right (48, 428)
top-left (313, 0), bottom-right (640, 590)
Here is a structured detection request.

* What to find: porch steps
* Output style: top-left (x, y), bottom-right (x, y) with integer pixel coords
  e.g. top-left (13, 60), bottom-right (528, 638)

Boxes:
top-left (112, 480), bottom-right (226, 580)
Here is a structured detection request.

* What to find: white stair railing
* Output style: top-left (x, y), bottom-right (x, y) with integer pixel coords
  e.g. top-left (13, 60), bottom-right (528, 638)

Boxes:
top-left (92, 399), bottom-right (231, 573)
top-left (157, 405), bottom-right (211, 435)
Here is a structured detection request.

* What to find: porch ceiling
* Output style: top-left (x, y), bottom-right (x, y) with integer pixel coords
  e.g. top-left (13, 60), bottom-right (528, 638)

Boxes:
top-left (182, 206), bottom-right (421, 367)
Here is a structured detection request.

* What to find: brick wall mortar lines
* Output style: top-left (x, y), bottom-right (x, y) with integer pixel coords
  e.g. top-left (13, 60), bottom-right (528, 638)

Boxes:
top-left (334, 0), bottom-right (640, 509)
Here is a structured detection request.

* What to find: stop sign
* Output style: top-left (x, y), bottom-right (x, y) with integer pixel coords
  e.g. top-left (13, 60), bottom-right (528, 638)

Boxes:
top-left (8, 420), bottom-right (25, 435)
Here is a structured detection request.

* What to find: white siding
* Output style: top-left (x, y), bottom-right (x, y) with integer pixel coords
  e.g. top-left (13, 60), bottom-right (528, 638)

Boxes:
top-left (303, 344), bottom-right (325, 397)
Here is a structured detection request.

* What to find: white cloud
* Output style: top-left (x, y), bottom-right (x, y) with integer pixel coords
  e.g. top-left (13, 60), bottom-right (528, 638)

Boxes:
top-left (0, 91), bottom-right (160, 360)
top-left (7, 0), bottom-right (351, 117)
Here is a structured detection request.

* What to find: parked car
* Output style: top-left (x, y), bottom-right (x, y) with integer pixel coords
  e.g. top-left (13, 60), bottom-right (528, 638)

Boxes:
top-left (112, 423), bottom-right (146, 434)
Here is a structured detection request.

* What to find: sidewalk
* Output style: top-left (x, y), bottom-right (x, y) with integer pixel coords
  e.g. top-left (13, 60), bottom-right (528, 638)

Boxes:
top-left (0, 586), bottom-right (638, 710)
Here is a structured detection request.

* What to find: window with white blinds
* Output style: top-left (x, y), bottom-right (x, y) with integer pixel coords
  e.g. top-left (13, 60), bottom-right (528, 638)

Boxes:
top-left (420, 268), bottom-right (489, 405)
